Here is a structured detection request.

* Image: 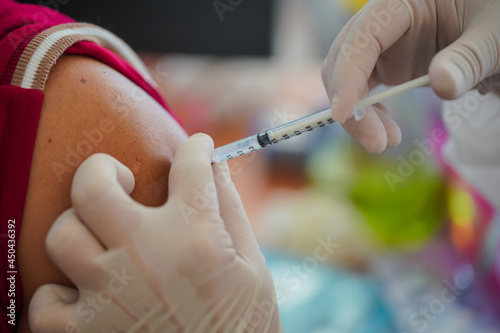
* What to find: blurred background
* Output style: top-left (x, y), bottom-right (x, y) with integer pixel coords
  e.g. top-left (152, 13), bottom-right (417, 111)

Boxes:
top-left (22, 0), bottom-right (500, 331)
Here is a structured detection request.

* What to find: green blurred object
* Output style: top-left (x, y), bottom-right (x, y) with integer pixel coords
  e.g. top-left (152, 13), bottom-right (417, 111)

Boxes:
top-left (308, 137), bottom-right (446, 250)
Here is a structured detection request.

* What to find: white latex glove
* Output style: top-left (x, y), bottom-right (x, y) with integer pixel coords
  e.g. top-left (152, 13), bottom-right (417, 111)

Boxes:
top-left (322, 0), bottom-right (500, 153)
top-left (443, 90), bottom-right (500, 211)
top-left (29, 134), bottom-right (282, 333)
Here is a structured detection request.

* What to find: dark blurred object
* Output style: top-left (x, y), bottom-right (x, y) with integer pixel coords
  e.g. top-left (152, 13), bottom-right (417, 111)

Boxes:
top-left (19, 0), bottom-right (273, 56)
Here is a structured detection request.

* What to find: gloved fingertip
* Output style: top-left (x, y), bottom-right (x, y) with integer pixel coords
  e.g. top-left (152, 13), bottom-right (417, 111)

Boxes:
top-left (387, 127), bottom-right (402, 148)
top-left (361, 135), bottom-right (387, 154)
top-left (190, 133), bottom-right (215, 150)
top-left (116, 162), bottom-right (135, 195)
top-left (431, 60), bottom-right (469, 100)
top-left (330, 95), bottom-right (352, 124)
top-left (191, 132), bottom-right (212, 141)
top-left (331, 108), bottom-right (345, 124)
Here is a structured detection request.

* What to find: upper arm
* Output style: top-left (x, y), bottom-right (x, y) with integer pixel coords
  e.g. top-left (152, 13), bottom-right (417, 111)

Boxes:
top-left (18, 55), bottom-right (187, 312)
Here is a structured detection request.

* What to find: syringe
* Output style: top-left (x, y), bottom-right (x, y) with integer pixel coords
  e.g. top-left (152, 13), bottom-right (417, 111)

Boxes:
top-left (212, 75), bottom-right (430, 163)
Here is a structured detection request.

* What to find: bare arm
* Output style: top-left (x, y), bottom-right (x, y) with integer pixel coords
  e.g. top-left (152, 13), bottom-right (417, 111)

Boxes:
top-left (17, 55), bottom-right (187, 332)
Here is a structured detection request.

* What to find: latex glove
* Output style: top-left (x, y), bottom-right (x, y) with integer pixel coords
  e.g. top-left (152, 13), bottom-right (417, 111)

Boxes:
top-left (443, 89), bottom-right (500, 211)
top-left (29, 133), bottom-right (282, 333)
top-left (322, 0), bottom-right (500, 153)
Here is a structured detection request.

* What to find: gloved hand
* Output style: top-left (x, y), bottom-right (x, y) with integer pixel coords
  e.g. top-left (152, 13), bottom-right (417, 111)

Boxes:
top-left (29, 134), bottom-right (282, 333)
top-left (443, 89), bottom-right (500, 211)
top-left (322, 0), bottom-right (500, 153)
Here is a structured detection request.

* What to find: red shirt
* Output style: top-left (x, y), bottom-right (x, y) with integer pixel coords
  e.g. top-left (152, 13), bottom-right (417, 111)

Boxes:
top-left (0, 1), bottom-right (175, 330)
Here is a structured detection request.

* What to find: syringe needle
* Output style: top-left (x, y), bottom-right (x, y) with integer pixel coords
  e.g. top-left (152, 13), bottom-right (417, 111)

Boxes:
top-left (212, 75), bottom-right (430, 163)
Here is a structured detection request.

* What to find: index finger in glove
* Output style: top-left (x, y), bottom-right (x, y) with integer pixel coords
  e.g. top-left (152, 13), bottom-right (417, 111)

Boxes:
top-left (212, 162), bottom-right (262, 261)
top-left (167, 133), bottom-right (220, 218)
top-left (341, 103), bottom-right (402, 153)
top-left (71, 153), bottom-right (143, 248)
top-left (322, 0), bottom-right (413, 123)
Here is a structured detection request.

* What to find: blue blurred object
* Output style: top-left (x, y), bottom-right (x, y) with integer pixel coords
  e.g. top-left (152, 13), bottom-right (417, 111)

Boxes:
top-left (372, 255), bottom-right (500, 333)
top-left (264, 247), bottom-right (500, 333)
top-left (263, 248), bottom-right (398, 333)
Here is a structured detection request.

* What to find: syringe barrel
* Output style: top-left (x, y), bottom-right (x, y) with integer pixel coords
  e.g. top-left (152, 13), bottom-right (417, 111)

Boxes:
top-left (212, 134), bottom-right (263, 163)
top-left (211, 108), bottom-right (334, 163)
top-left (266, 108), bottom-right (334, 143)
top-left (211, 75), bottom-right (430, 164)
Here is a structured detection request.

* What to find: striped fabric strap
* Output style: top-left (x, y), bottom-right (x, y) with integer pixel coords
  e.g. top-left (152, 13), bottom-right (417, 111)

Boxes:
top-left (10, 22), bottom-right (155, 91)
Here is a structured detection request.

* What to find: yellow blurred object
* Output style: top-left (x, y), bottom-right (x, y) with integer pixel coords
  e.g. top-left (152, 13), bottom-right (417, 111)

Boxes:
top-left (448, 188), bottom-right (475, 227)
top-left (339, 0), bottom-right (369, 14)
top-left (446, 179), bottom-right (479, 255)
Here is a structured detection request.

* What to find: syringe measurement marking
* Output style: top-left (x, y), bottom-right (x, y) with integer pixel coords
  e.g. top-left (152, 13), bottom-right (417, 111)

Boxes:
top-left (214, 75), bottom-right (431, 164)
top-left (223, 118), bottom-right (334, 160)
top-left (225, 144), bottom-right (257, 160)
top-left (271, 118), bottom-right (334, 144)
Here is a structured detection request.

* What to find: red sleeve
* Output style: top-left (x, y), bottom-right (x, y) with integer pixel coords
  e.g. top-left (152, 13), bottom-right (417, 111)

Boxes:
top-left (0, 85), bottom-right (44, 332)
